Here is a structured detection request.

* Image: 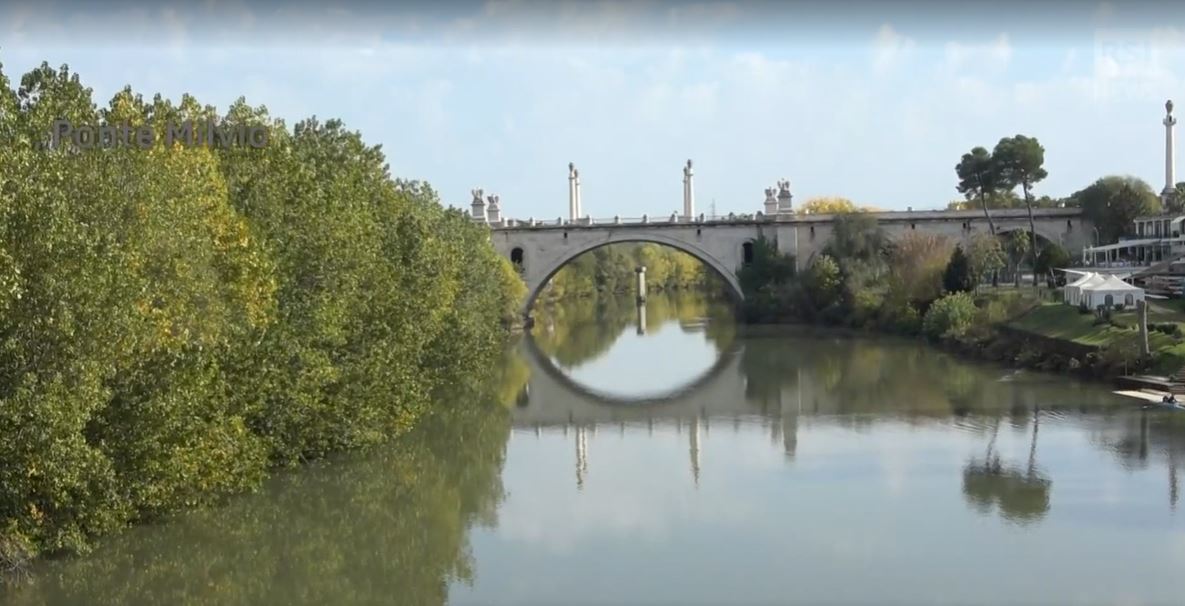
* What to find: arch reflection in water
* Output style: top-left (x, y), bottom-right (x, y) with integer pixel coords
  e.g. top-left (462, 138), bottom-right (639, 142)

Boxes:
top-left (528, 291), bottom-right (739, 403)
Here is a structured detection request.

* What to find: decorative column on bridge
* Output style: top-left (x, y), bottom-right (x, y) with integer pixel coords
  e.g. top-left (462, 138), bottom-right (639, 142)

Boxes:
top-left (575, 167), bottom-right (583, 222)
top-left (682, 159), bottom-right (696, 220)
top-left (1164, 100), bottom-right (1178, 207)
top-left (568, 163), bottom-right (578, 222)
top-left (776, 180), bottom-right (794, 215)
top-left (763, 186), bottom-right (778, 216)
top-left (470, 188), bottom-right (486, 223)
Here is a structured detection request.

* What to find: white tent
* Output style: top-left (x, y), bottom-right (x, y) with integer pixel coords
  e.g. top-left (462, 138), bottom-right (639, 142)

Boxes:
top-left (1064, 272), bottom-right (1104, 306)
top-left (1080, 274), bottom-right (1145, 309)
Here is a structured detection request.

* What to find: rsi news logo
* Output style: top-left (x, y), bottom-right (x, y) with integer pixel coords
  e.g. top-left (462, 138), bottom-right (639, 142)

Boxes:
top-left (1092, 28), bottom-right (1180, 100)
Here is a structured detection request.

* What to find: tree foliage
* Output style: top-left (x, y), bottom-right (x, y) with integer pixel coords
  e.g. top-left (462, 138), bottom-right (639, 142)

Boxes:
top-left (798, 196), bottom-right (880, 214)
top-left (943, 246), bottom-right (974, 294)
top-left (992, 135), bottom-right (1048, 286)
top-left (966, 233), bottom-right (1007, 290)
top-left (540, 243), bottom-right (720, 303)
top-left (888, 233), bottom-right (953, 306)
top-left (1034, 242), bottom-right (1071, 276)
top-left (955, 146), bottom-right (999, 234)
top-left (922, 292), bottom-right (978, 339)
top-left (0, 62), bottom-right (521, 563)
top-left (1069, 175), bottom-right (1162, 243)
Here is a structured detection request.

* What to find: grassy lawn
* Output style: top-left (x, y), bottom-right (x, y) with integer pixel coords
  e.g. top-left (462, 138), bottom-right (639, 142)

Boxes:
top-left (1008, 302), bottom-right (1136, 345)
top-left (1007, 301), bottom-right (1185, 376)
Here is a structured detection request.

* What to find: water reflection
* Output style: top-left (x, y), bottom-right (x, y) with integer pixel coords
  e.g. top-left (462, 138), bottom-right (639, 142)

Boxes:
top-left (962, 414), bottom-right (1052, 525)
top-left (14, 291), bottom-right (1185, 606)
top-left (530, 292), bottom-right (737, 401)
top-left (7, 389), bottom-right (513, 606)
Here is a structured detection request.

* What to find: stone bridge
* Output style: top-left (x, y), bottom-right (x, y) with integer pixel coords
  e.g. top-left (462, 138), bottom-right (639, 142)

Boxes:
top-left (488, 207), bottom-right (1092, 318)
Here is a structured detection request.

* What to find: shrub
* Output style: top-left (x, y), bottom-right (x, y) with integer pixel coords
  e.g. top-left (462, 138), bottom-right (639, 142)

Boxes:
top-left (922, 291), bottom-right (978, 339)
top-left (943, 245), bottom-right (974, 293)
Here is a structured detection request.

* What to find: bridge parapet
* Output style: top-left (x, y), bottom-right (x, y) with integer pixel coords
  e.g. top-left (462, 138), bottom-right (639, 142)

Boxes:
top-left (491, 207), bottom-right (1085, 231)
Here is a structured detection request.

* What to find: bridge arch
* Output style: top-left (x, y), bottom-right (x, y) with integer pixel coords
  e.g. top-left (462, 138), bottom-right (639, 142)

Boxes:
top-left (520, 232), bottom-right (746, 317)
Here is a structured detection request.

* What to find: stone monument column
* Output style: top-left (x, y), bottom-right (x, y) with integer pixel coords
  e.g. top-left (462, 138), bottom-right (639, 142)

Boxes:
top-left (1164, 100), bottom-right (1178, 206)
top-left (683, 160), bottom-right (695, 220)
top-left (568, 168), bottom-right (578, 220)
top-left (568, 163), bottom-right (577, 221)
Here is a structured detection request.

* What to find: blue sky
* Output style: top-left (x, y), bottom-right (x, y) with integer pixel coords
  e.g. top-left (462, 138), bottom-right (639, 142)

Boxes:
top-left (3, 1), bottom-right (1185, 219)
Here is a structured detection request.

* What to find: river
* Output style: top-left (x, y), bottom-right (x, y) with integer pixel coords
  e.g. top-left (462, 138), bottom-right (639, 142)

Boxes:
top-left (8, 291), bottom-right (1185, 605)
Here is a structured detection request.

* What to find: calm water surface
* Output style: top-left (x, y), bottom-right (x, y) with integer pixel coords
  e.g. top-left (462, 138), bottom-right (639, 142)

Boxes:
top-left (9, 291), bottom-right (1185, 605)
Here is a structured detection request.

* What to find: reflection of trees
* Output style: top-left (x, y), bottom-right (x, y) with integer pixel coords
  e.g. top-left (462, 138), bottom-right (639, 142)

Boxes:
top-left (9, 390), bottom-right (512, 606)
top-left (962, 411), bottom-right (1051, 525)
top-left (532, 291), bottom-right (735, 368)
top-left (738, 333), bottom-right (1126, 422)
top-left (1095, 412), bottom-right (1185, 511)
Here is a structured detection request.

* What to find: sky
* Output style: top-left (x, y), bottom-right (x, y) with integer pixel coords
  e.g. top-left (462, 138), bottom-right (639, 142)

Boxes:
top-left (3, 1), bottom-right (1185, 219)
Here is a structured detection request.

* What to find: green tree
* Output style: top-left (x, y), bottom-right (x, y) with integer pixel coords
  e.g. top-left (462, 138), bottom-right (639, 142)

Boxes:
top-left (1005, 230), bottom-right (1031, 287)
top-left (737, 237), bottom-right (796, 296)
top-left (1170, 181), bottom-right (1185, 214)
top-left (805, 254), bottom-right (843, 310)
top-left (955, 146), bottom-right (998, 235)
top-left (943, 246), bottom-right (974, 293)
top-left (993, 135), bottom-right (1048, 286)
top-left (825, 213), bottom-right (888, 266)
top-left (966, 233), bottom-right (1007, 293)
top-left (1034, 242), bottom-right (1071, 278)
top-left (1070, 175), bottom-right (1162, 243)
top-left (0, 62), bottom-right (521, 565)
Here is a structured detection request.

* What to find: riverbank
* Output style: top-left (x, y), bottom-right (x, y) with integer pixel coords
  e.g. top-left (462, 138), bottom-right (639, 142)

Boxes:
top-left (744, 286), bottom-right (1185, 386)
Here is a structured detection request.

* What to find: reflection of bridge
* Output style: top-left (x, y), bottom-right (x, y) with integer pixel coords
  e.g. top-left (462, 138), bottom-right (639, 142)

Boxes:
top-left (511, 335), bottom-right (808, 488)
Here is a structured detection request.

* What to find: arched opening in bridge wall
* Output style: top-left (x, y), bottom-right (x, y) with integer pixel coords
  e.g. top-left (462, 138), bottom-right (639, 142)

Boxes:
top-left (742, 241), bottom-right (755, 265)
top-left (510, 247), bottom-right (525, 273)
top-left (521, 236), bottom-right (746, 317)
top-left (993, 228), bottom-right (1061, 285)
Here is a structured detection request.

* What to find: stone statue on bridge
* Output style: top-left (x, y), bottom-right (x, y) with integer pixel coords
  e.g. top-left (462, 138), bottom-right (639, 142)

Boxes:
top-left (470, 188), bottom-right (486, 223)
top-left (776, 180), bottom-right (794, 215)
top-left (763, 187), bottom-right (778, 215)
top-left (486, 194), bottom-right (502, 223)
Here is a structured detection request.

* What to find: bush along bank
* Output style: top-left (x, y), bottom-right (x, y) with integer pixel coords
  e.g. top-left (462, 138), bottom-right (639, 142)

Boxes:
top-left (735, 221), bottom-right (1159, 381)
top-left (0, 62), bottom-right (525, 572)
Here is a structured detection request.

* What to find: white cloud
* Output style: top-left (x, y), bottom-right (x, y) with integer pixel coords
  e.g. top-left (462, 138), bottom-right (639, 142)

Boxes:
top-left (944, 33), bottom-right (1013, 73)
top-left (871, 24), bottom-right (916, 75)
